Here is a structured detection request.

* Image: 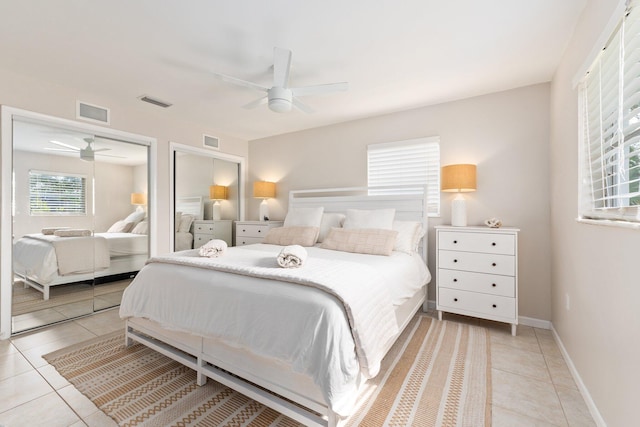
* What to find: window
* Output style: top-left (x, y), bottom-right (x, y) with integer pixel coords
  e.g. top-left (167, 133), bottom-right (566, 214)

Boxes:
top-left (367, 136), bottom-right (440, 216)
top-left (29, 170), bottom-right (87, 215)
top-left (579, 2), bottom-right (640, 223)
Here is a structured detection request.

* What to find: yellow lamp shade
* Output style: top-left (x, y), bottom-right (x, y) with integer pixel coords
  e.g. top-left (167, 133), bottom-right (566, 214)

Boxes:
top-left (253, 181), bottom-right (276, 199)
top-left (209, 185), bottom-right (228, 200)
top-left (130, 193), bottom-right (147, 205)
top-left (441, 164), bottom-right (477, 192)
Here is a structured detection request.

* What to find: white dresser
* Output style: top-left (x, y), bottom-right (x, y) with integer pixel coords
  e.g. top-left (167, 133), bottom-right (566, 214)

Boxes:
top-left (235, 221), bottom-right (284, 246)
top-left (435, 225), bottom-right (519, 335)
top-left (193, 220), bottom-right (233, 248)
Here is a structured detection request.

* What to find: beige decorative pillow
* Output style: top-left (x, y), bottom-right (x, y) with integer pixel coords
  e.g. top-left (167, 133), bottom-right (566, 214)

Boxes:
top-left (107, 220), bottom-right (134, 233)
top-left (263, 226), bottom-right (320, 247)
top-left (320, 228), bottom-right (398, 256)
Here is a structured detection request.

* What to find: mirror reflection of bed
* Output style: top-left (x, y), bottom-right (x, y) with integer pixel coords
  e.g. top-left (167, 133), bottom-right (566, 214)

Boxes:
top-left (10, 119), bottom-right (150, 333)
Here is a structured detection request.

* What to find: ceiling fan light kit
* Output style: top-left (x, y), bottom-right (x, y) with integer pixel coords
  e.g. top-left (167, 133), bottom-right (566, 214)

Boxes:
top-left (211, 47), bottom-right (348, 114)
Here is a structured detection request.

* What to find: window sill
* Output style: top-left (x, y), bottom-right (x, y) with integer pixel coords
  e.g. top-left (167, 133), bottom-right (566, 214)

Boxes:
top-left (576, 217), bottom-right (640, 230)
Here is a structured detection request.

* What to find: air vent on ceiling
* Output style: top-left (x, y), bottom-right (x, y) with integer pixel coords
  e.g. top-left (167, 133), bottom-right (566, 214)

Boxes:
top-left (138, 95), bottom-right (172, 108)
top-left (203, 134), bottom-right (220, 150)
top-left (76, 101), bottom-right (110, 124)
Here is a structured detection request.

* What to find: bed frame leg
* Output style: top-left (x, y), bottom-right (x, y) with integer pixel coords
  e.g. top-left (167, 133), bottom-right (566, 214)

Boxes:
top-left (327, 411), bottom-right (341, 427)
top-left (196, 357), bottom-right (207, 386)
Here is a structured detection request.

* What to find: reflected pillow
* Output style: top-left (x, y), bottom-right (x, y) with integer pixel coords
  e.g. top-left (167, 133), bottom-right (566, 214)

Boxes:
top-left (124, 210), bottom-right (146, 225)
top-left (178, 214), bottom-right (195, 233)
top-left (131, 221), bottom-right (148, 235)
top-left (107, 220), bottom-right (134, 233)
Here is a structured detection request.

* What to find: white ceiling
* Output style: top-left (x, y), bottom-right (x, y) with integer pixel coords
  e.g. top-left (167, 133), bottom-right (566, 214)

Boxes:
top-left (0, 0), bottom-right (587, 141)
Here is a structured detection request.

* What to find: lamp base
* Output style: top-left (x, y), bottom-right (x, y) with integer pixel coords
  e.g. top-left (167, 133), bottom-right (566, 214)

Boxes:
top-left (212, 201), bottom-right (221, 221)
top-left (259, 199), bottom-right (269, 221)
top-left (451, 193), bottom-right (467, 227)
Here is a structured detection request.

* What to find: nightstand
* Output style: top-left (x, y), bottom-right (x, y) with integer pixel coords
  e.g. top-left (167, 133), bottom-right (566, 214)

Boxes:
top-left (435, 225), bottom-right (519, 335)
top-left (235, 221), bottom-right (284, 246)
top-left (193, 220), bottom-right (233, 248)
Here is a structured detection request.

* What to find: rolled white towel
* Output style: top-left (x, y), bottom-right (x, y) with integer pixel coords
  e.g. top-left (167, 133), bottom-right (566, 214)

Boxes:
top-left (199, 239), bottom-right (227, 258)
top-left (53, 229), bottom-right (92, 237)
top-left (277, 245), bottom-right (308, 268)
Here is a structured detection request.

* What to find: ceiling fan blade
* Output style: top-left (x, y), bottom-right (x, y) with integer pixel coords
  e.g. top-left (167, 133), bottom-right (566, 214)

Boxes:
top-left (97, 153), bottom-right (126, 158)
top-left (242, 96), bottom-right (268, 109)
top-left (50, 140), bottom-right (80, 150)
top-left (291, 82), bottom-right (349, 97)
top-left (210, 72), bottom-right (269, 92)
top-left (273, 47), bottom-right (292, 88)
top-left (92, 148), bottom-right (111, 152)
top-left (44, 147), bottom-right (76, 153)
top-left (292, 97), bottom-right (315, 114)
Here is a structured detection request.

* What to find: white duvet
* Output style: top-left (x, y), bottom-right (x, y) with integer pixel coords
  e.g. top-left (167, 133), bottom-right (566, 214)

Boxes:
top-left (119, 244), bottom-right (430, 415)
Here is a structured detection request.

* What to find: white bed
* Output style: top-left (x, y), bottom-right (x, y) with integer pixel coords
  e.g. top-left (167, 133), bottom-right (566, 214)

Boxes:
top-left (13, 232), bottom-right (148, 300)
top-left (121, 187), bottom-right (430, 426)
top-left (175, 196), bottom-right (204, 251)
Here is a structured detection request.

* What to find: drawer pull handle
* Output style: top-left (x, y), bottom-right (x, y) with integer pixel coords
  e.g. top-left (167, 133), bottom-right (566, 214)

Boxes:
top-left (453, 278), bottom-right (458, 282)
top-left (492, 283), bottom-right (496, 287)
top-left (453, 259), bottom-right (458, 263)
top-left (453, 240), bottom-right (458, 244)
top-left (454, 298), bottom-right (458, 302)
top-left (492, 242), bottom-right (496, 246)
top-left (258, 230), bottom-right (262, 233)
top-left (242, 229), bottom-right (246, 232)
top-left (492, 262), bottom-right (497, 267)
top-left (492, 304), bottom-right (497, 308)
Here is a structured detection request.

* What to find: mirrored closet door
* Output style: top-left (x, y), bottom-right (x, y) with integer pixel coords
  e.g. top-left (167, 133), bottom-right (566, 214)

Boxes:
top-left (9, 117), bottom-right (150, 334)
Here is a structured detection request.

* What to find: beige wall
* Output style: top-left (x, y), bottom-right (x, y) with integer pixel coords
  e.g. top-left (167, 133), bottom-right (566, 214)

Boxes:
top-left (550, 0), bottom-right (638, 425)
top-left (0, 66), bottom-right (249, 254)
top-left (249, 83), bottom-right (552, 320)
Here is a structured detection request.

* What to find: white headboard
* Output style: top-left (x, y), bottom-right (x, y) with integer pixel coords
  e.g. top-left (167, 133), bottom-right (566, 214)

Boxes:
top-left (289, 186), bottom-right (428, 262)
top-left (176, 196), bottom-right (204, 220)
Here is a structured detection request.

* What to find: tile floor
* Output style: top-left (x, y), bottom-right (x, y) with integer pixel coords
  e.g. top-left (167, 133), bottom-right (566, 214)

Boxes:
top-left (0, 309), bottom-right (597, 426)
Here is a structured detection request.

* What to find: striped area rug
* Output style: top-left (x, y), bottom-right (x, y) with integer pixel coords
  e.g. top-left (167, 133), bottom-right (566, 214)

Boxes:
top-left (44, 314), bottom-right (490, 426)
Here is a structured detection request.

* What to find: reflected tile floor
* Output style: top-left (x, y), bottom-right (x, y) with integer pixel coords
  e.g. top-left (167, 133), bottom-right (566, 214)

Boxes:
top-left (0, 309), bottom-right (596, 426)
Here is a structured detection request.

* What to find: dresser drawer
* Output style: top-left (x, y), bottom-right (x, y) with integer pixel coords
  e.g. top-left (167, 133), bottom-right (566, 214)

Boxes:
top-left (438, 250), bottom-right (515, 276)
top-left (194, 234), bottom-right (213, 248)
top-left (438, 231), bottom-right (515, 255)
top-left (236, 224), bottom-right (270, 238)
top-left (438, 288), bottom-right (515, 320)
top-left (236, 236), bottom-right (264, 246)
top-left (438, 269), bottom-right (515, 297)
top-left (194, 223), bottom-right (215, 234)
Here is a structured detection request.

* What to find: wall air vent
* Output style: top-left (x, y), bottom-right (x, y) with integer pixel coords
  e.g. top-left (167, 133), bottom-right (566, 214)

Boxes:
top-left (138, 95), bottom-right (172, 108)
top-left (76, 101), bottom-right (110, 124)
top-left (203, 134), bottom-right (220, 150)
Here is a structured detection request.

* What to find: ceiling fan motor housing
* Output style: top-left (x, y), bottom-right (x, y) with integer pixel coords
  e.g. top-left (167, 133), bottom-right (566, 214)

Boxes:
top-left (268, 87), bottom-right (292, 113)
top-left (80, 147), bottom-right (94, 161)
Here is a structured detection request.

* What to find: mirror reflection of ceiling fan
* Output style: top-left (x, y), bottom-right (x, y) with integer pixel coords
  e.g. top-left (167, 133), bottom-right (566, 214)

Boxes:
top-left (44, 137), bottom-right (125, 161)
top-left (211, 47), bottom-right (348, 113)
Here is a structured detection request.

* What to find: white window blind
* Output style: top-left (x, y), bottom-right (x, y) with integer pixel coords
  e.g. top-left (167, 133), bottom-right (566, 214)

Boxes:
top-left (580, 2), bottom-right (640, 222)
top-left (367, 136), bottom-right (440, 216)
top-left (29, 170), bottom-right (87, 215)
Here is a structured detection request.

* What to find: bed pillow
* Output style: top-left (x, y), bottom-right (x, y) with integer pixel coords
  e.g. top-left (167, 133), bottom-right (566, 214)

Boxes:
top-left (320, 228), bottom-right (398, 256)
top-left (124, 210), bottom-right (146, 225)
top-left (342, 209), bottom-right (395, 230)
top-left (263, 226), bottom-right (320, 247)
top-left (392, 221), bottom-right (425, 254)
top-left (107, 220), bottom-right (134, 233)
top-left (283, 207), bottom-right (324, 228)
top-left (178, 214), bottom-right (195, 233)
top-left (317, 213), bottom-right (346, 243)
top-left (131, 221), bottom-right (148, 235)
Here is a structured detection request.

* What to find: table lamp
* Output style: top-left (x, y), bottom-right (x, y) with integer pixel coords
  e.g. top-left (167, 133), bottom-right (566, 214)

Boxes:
top-left (130, 193), bottom-right (147, 213)
top-left (209, 185), bottom-right (228, 220)
top-left (441, 164), bottom-right (476, 226)
top-left (253, 181), bottom-right (276, 221)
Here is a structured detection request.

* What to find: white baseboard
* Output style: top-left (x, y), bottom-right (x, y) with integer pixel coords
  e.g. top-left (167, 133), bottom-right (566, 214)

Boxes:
top-left (519, 315), bottom-right (551, 329)
top-left (551, 324), bottom-right (607, 427)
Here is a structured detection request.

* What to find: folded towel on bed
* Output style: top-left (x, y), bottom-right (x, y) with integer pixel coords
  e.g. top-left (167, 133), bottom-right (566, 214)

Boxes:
top-left (199, 239), bottom-right (227, 257)
top-left (42, 227), bottom-right (70, 235)
top-left (277, 244), bottom-right (308, 268)
top-left (53, 229), bottom-right (92, 237)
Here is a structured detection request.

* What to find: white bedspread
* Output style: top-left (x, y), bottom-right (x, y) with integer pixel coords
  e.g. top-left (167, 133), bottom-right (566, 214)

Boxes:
top-left (95, 233), bottom-right (148, 256)
top-left (119, 244), bottom-right (430, 415)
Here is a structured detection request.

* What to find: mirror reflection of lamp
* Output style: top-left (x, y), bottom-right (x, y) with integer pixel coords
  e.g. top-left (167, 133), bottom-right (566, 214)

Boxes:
top-left (253, 181), bottom-right (276, 221)
top-left (130, 193), bottom-right (147, 214)
top-left (441, 164), bottom-right (476, 226)
top-left (209, 185), bottom-right (228, 220)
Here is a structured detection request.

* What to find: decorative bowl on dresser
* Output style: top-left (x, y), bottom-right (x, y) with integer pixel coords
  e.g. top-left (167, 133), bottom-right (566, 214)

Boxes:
top-left (234, 220), bottom-right (284, 246)
top-left (435, 225), bottom-right (520, 335)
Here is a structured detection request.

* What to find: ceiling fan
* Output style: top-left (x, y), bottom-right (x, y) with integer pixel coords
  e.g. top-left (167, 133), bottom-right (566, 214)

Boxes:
top-left (45, 137), bottom-right (120, 161)
top-left (211, 47), bottom-right (348, 113)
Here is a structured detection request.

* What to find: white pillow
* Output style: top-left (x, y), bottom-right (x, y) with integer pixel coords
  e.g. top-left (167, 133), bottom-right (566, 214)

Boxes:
top-left (178, 214), bottom-right (195, 233)
top-left (343, 209), bottom-right (395, 230)
top-left (317, 213), bottom-right (346, 243)
top-left (175, 211), bottom-right (183, 228)
top-left (107, 220), bottom-right (134, 233)
top-left (131, 221), bottom-right (148, 235)
top-left (124, 210), bottom-right (145, 225)
top-left (392, 221), bottom-right (425, 254)
top-left (283, 207), bottom-right (324, 228)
